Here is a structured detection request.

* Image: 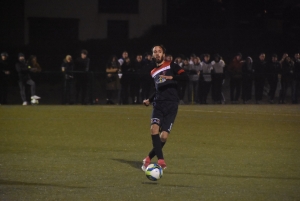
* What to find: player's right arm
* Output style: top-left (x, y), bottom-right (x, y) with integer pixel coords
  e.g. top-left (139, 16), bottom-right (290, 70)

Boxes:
top-left (143, 91), bottom-right (156, 106)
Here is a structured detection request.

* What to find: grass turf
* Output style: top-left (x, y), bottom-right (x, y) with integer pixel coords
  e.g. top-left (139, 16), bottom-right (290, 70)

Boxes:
top-left (0, 105), bottom-right (300, 201)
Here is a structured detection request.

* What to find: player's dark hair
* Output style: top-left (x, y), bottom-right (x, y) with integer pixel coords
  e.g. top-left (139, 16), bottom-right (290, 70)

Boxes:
top-left (152, 45), bottom-right (166, 54)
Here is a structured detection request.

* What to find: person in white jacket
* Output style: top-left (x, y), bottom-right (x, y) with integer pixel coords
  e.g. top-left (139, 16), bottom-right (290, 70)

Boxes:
top-left (211, 54), bottom-right (225, 104)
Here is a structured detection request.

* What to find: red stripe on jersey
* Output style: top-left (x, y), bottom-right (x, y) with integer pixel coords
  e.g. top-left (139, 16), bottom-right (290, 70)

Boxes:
top-left (177, 69), bottom-right (185, 74)
top-left (151, 61), bottom-right (171, 76)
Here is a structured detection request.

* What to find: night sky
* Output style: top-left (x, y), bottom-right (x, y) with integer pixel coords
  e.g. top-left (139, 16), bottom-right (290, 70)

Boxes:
top-left (0, 0), bottom-right (299, 68)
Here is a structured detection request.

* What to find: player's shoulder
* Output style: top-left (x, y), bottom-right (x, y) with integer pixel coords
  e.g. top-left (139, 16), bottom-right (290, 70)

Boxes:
top-left (169, 61), bottom-right (181, 69)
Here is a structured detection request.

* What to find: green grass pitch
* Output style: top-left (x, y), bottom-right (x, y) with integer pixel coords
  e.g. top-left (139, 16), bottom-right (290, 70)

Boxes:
top-left (0, 105), bottom-right (300, 201)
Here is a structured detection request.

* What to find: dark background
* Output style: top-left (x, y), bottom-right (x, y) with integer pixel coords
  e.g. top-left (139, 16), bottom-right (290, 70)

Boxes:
top-left (1, 0), bottom-right (300, 71)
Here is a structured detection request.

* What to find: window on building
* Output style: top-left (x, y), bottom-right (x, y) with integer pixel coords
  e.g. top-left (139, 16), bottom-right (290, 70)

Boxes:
top-left (107, 20), bottom-right (129, 39)
top-left (28, 17), bottom-right (79, 44)
top-left (98, 0), bottom-right (139, 14)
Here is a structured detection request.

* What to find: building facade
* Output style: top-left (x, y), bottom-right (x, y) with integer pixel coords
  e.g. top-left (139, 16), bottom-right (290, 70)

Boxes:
top-left (24, 0), bottom-right (166, 44)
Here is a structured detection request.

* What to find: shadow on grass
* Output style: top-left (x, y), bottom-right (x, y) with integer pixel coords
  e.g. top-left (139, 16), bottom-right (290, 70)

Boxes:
top-left (141, 182), bottom-right (159, 185)
top-left (112, 159), bottom-right (141, 170)
top-left (0, 179), bottom-right (87, 188)
top-left (166, 172), bottom-right (300, 181)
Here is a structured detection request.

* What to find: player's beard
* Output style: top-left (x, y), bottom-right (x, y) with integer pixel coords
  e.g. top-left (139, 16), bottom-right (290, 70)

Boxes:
top-left (155, 55), bottom-right (165, 66)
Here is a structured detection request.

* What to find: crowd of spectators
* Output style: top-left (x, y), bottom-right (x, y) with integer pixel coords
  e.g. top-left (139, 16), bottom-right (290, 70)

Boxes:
top-left (0, 50), bottom-right (300, 105)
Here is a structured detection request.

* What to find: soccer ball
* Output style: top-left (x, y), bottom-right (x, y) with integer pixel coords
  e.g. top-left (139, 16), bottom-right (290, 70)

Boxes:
top-left (31, 99), bottom-right (39, 105)
top-left (145, 163), bottom-right (163, 181)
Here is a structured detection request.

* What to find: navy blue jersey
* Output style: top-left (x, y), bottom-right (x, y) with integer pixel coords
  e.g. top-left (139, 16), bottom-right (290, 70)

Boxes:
top-left (150, 61), bottom-right (185, 102)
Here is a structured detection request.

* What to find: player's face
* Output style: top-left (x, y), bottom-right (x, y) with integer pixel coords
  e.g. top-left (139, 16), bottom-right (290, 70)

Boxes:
top-left (136, 55), bottom-right (142, 62)
top-left (81, 53), bottom-right (87, 59)
top-left (122, 52), bottom-right (128, 59)
top-left (19, 56), bottom-right (25, 61)
top-left (193, 58), bottom-right (198, 64)
top-left (259, 54), bottom-right (265, 61)
top-left (204, 56), bottom-right (210, 62)
top-left (272, 57), bottom-right (277, 62)
top-left (152, 46), bottom-right (165, 64)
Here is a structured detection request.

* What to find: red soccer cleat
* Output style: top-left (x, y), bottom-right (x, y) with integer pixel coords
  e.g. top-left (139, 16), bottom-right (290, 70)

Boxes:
top-left (158, 159), bottom-right (167, 169)
top-left (141, 156), bottom-right (151, 172)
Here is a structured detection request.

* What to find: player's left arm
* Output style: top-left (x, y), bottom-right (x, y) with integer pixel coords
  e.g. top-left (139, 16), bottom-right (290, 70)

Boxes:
top-left (159, 63), bottom-right (188, 81)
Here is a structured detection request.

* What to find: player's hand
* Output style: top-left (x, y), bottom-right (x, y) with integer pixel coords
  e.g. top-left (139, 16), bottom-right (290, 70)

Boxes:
top-left (159, 75), bottom-right (173, 80)
top-left (143, 99), bottom-right (150, 106)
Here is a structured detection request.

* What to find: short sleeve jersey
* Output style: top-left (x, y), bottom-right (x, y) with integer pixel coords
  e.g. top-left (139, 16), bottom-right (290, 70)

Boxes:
top-left (150, 61), bottom-right (184, 102)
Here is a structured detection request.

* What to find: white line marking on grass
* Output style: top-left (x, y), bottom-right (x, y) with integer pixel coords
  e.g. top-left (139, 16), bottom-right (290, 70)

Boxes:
top-left (179, 109), bottom-right (300, 117)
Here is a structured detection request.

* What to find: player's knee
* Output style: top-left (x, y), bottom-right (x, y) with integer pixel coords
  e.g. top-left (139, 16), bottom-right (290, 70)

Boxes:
top-left (150, 124), bottom-right (160, 135)
top-left (160, 131), bottom-right (168, 142)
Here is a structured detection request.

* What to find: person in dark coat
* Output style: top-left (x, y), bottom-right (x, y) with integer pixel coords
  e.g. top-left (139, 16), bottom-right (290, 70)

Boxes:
top-left (74, 49), bottom-right (90, 104)
top-left (292, 53), bottom-right (300, 104)
top-left (61, 55), bottom-right (75, 104)
top-left (105, 55), bottom-right (120, 104)
top-left (241, 56), bottom-right (253, 103)
top-left (0, 52), bottom-right (11, 104)
top-left (120, 57), bottom-right (133, 104)
top-left (253, 53), bottom-right (267, 104)
top-left (228, 53), bottom-right (244, 103)
top-left (279, 56), bottom-right (294, 104)
top-left (140, 53), bottom-right (154, 101)
top-left (131, 54), bottom-right (143, 104)
top-left (15, 53), bottom-right (40, 105)
top-left (266, 54), bottom-right (281, 104)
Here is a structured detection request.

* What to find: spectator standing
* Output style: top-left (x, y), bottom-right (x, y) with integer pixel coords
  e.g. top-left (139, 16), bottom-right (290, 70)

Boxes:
top-left (27, 55), bottom-right (41, 72)
top-left (105, 55), bottom-right (120, 104)
top-left (174, 56), bottom-right (183, 67)
top-left (132, 54), bottom-right (143, 104)
top-left (117, 51), bottom-right (129, 104)
top-left (179, 58), bottom-right (189, 104)
top-left (74, 49), bottom-right (90, 104)
top-left (279, 56), bottom-right (294, 104)
top-left (292, 53), bottom-right (300, 104)
top-left (120, 57), bottom-right (132, 104)
top-left (253, 53), bottom-right (267, 104)
top-left (187, 56), bottom-right (201, 104)
top-left (211, 54), bottom-right (225, 104)
top-left (200, 54), bottom-right (213, 104)
top-left (61, 55), bottom-right (75, 104)
top-left (189, 54), bottom-right (196, 65)
top-left (241, 57), bottom-right (254, 103)
top-left (27, 55), bottom-right (42, 93)
top-left (165, 54), bottom-right (173, 62)
top-left (228, 53), bottom-right (244, 103)
top-left (15, 53), bottom-right (40, 105)
top-left (140, 53), bottom-right (153, 101)
top-left (266, 54), bottom-right (281, 104)
top-left (0, 52), bottom-right (11, 104)
top-left (118, 51), bottom-right (129, 66)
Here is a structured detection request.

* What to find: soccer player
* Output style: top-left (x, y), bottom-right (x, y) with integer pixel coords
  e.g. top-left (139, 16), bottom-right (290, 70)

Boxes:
top-left (141, 45), bottom-right (188, 171)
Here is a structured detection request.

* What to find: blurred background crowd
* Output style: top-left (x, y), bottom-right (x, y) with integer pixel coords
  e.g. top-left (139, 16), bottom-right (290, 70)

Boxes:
top-left (1, 50), bottom-right (299, 105)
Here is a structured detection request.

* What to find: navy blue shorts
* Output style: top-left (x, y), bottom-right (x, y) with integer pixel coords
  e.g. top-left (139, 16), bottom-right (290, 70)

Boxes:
top-left (151, 101), bottom-right (178, 133)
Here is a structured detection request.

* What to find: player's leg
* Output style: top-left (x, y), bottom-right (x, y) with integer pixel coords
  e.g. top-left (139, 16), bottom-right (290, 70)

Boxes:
top-left (141, 120), bottom-right (164, 171)
top-left (156, 102), bottom-right (178, 169)
top-left (141, 106), bottom-right (164, 171)
top-left (148, 130), bottom-right (167, 160)
top-left (18, 81), bottom-right (27, 105)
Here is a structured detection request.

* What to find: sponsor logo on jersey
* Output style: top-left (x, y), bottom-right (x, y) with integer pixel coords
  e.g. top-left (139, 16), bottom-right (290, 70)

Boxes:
top-left (155, 76), bottom-right (166, 84)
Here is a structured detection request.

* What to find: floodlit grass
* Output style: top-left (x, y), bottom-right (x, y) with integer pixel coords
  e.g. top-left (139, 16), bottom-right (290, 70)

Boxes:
top-left (0, 105), bottom-right (300, 201)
